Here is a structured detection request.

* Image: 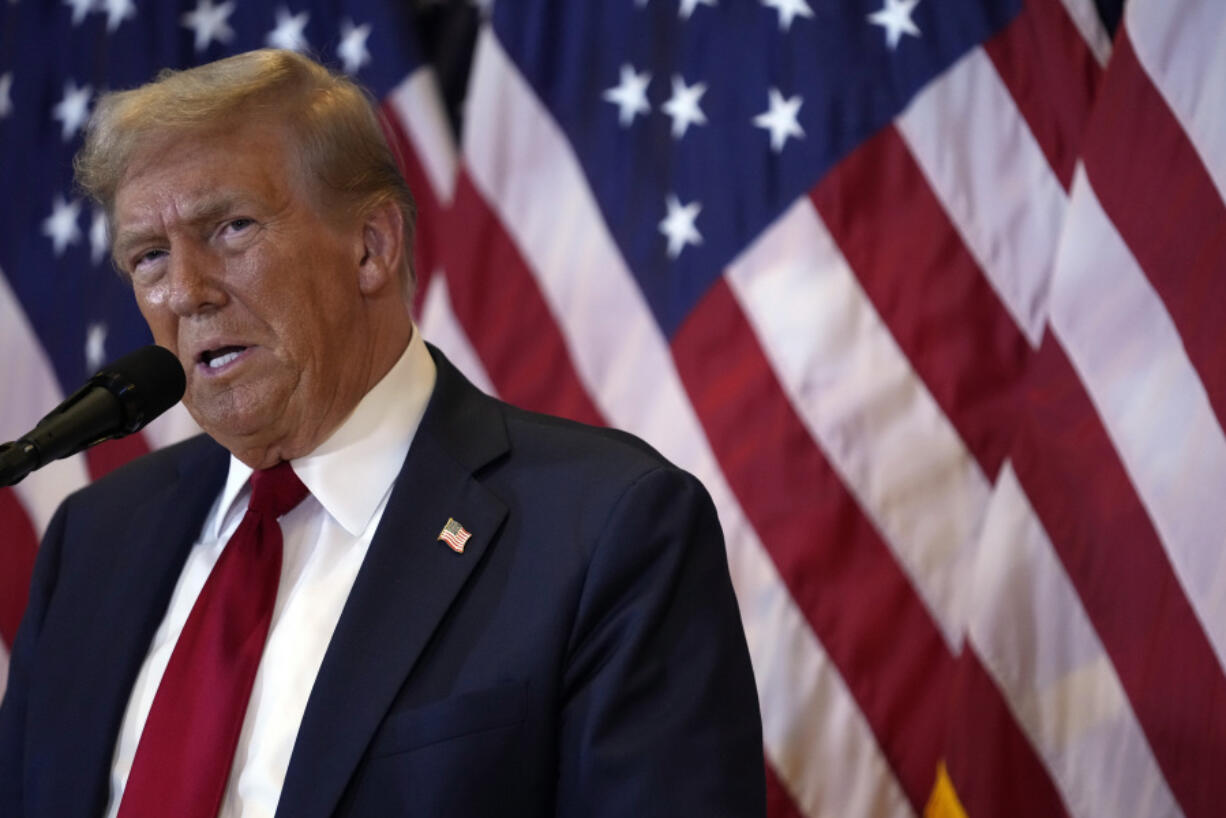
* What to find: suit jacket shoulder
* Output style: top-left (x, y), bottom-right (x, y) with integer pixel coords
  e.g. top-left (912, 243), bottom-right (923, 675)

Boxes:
top-left (292, 346), bottom-right (765, 818)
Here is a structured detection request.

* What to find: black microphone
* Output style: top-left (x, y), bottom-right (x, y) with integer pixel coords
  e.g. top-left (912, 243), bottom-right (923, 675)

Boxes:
top-left (0, 345), bottom-right (186, 487)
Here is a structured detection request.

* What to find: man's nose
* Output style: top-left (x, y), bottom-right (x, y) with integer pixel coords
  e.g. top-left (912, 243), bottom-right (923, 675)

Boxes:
top-left (166, 245), bottom-right (226, 317)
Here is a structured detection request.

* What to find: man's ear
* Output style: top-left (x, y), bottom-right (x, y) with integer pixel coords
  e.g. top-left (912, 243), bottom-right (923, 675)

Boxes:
top-left (356, 199), bottom-right (405, 297)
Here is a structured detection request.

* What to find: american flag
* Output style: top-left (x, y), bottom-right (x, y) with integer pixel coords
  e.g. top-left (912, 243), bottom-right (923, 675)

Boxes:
top-left (2, 0), bottom-right (1222, 815)
top-left (437, 517), bottom-right (472, 553)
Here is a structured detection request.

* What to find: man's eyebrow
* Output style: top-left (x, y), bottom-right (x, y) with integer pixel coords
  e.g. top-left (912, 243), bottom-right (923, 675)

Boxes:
top-left (184, 194), bottom-right (250, 226)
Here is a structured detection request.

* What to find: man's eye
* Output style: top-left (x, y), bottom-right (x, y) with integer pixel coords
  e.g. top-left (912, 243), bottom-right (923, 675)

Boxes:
top-left (225, 218), bottom-right (255, 233)
top-left (133, 248), bottom-right (166, 270)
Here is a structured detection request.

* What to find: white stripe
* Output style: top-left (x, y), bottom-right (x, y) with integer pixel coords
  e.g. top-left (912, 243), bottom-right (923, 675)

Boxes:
top-left (0, 643), bottom-right (8, 702)
top-left (387, 67), bottom-right (458, 204)
top-left (726, 196), bottom-right (989, 651)
top-left (417, 272), bottom-right (498, 397)
top-left (1050, 168), bottom-right (1226, 675)
top-left (0, 268), bottom-right (88, 538)
top-left (463, 27), bottom-right (906, 816)
top-left (1057, 0), bottom-right (1113, 67)
top-left (1126, 0), bottom-right (1226, 203)
top-left (898, 45), bottom-right (1068, 347)
top-left (969, 463), bottom-right (1181, 818)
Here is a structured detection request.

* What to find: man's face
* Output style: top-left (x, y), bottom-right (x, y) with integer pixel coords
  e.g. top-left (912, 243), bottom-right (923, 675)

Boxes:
top-left (113, 120), bottom-right (381, 466)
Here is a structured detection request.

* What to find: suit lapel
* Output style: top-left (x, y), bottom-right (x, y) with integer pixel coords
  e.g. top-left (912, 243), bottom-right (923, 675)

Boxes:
top-left (276, 350), bottom-right (509, 818)
top-left (50, 439), bottom-right (227, 817)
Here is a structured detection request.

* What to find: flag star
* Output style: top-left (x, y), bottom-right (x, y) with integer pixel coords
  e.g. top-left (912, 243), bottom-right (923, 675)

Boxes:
top-left (603, 64), bottom-right (651, 127)
top-left (659, 194), bottom-right (702, 259)
top-left (661, 74), bottom-right (708, 140)
top-left (101, 0), bottom-right (136, 32)
top-left (52, 80), bottom-right (92, 142)
top-left (43, 196), bottom-right (83, 257)
top-left (338, 18), bottom-right (373, 74)
top-left (63, 0), bottom-right (94, 26)
top-left (85, 322), bottom-right (108, 372)
top-left (678, 0), bottom-right (715, 19)
top-left (267, 6), bottom-right (310, 52)
top-left (0, 72), bottom-right (12, 119)
top-left (90, 209), bottom-right (110, 265)
top-left (761, 0), bottom-right (813, 31)
top-left (181, 0), bottom-right (235, 53)
top-left (867, 0), bottom-right (921, 50)
top-left (753, 88), bottom-right (805, 152)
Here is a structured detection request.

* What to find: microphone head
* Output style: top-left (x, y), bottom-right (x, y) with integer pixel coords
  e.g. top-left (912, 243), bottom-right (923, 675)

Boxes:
top-left (90, 345), bottom-right (187, 434)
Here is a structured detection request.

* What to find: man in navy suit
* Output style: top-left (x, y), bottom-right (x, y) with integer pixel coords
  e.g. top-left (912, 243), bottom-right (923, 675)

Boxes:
top-left (0, 48), bottom-right (763, 817)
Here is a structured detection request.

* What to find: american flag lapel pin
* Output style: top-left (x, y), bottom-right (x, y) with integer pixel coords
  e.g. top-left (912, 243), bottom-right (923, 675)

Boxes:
top-left (437, 517), bottom-right (472, 554)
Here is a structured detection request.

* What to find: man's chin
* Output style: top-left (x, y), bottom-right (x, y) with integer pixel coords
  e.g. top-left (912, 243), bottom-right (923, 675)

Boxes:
top-left (185, 399), bottom-right (287, 454)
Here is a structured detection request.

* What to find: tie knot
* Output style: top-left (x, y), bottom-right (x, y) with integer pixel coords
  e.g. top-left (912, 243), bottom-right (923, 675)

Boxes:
top-left (247, 461), bottom-right (309, 519)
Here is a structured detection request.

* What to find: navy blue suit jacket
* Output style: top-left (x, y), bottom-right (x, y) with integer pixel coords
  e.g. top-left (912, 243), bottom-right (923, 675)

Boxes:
top-left (0, 346), bottom-right (764, 817)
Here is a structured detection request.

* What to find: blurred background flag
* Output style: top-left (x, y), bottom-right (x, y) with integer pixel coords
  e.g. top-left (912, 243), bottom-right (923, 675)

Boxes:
top-left (6, 0), bottom-right (1225, 815)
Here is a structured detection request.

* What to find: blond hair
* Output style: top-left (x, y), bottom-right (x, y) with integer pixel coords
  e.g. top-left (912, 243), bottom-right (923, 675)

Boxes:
top-left (75, 48), bottom-right (417, 296)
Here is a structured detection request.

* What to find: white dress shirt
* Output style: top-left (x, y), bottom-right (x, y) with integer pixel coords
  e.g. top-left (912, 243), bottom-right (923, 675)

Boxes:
top-left (105, 328), bottom-right (437, 818)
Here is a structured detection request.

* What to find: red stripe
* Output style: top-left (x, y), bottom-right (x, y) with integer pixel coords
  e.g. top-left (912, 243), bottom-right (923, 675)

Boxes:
top-left (674, 278), bottom-right (953, 810)
top-left (379, 99), bottom-right (444, 318)
top-left (1081, 31), bottom-right (1226, 435)
top-left (85, 432), bottom-right (151, 482)
top-left (438, 170), bottom-right (605, 427)
top-left (1013, 334), bottom-right (1226, 818)
top-left (764, 757), bottom-right (808, 818)
top-left (0, 488), bottom-right (39, 647)
top-left (983, 0), bottom-right (1104, 190)
top-left (943, 646), bottom-right (1070, 816)
top-left (810, 125), bottom-right (1030, 481)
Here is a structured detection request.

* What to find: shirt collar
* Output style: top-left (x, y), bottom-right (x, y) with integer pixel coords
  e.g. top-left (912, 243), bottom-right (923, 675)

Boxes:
top-left (208, 326), bottom-right (437, 538)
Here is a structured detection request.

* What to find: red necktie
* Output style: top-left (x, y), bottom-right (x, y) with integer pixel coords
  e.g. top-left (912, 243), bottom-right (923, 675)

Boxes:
top-left (118, 462), bottom-right (309, 818)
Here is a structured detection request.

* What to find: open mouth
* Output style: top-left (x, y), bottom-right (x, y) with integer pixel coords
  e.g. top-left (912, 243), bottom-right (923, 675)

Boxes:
top-left (199, 345), bottom-right (248, 371)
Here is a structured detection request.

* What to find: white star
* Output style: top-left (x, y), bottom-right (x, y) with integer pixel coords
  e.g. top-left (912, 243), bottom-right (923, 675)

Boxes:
top-left (661, 74), bottom-right (708, 140)
top-left (338, 18), bottom-right (373, 74)
top-left (181, 0), bottom-right (235, 53)
top-left (761, 0), bottom-right (813, 31)
top-left (602, 64), bottom-right (651, 128)
top-left (868, 0), bottom-right (921, 50)
top-left (43, 196), bottom-right (83, 257)
top-left (101, 0), bottom-right (136, 32)
top-left (753, 88), bottom-right (804, 153)
top-left (267, 6), bottom-right (310, 52)
top-left (85, 322), bottom-right (108, 372)
top-left (0, 73), bottom-right (12, 120)
top-left (469, 0), bottom-right (494, 15)
top-left (678, 0), bottom-right (715, 20)
top-left (52, 80), bottom-right (92, 142)
top-left (63, 0), bottom-right (94, 26)
top-left (659, 194), bottom-right (702, 259)
top-left (90, 209), bottom-right (110, 265)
